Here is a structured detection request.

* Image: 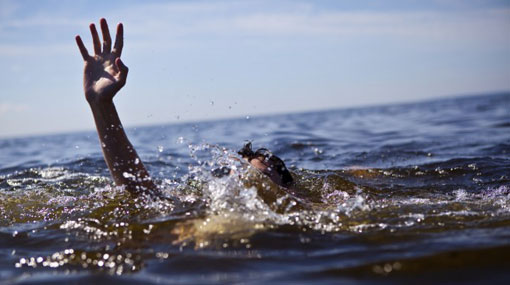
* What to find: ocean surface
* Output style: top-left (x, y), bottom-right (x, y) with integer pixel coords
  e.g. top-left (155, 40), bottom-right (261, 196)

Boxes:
top-left (0, 93), bottom-right (509, 284)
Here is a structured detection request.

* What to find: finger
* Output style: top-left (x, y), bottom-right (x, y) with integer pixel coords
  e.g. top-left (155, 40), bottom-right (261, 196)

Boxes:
top-left (115, 58), bottom-right (129, 83)
top-left (89, 23), bottom-right (101, 55)
top-left (112, 23), bottom-right (124, 57)
top-left (75, 35), bottom-right (90, 61)
top-left (100, 18), bottom-right (112, 54)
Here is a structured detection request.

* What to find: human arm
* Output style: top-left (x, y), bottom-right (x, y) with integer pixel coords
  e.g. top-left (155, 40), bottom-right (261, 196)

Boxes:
top-left (75, 19), bottom-right (157, 196)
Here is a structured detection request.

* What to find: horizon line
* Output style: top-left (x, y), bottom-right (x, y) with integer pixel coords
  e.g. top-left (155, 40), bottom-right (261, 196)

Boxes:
top-left (1, 90), bottom-right (508, 140)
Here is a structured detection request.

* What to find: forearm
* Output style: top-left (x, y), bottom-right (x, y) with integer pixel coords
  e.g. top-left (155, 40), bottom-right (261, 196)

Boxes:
top-left (89, 100), bottom-right (157, 195)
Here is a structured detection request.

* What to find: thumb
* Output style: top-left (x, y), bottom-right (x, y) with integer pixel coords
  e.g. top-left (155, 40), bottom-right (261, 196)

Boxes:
top-left (115, 58), bottom-right (129, 76)
top-left (115, 58), bottom-right (128, 86)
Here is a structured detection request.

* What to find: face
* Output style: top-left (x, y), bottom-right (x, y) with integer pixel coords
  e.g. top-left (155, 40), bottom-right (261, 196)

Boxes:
top-left (247, 155), bottom-right (283, 185)
top-left (238, 143), bottom-right (293, 187)
top-left (248, 155), bottom-right (269, 172)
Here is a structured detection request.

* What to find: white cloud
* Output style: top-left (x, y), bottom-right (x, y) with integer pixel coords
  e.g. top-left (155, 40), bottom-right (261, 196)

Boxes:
top-left (5, 16), bottom-right (88, 29)
top-left (0, 103), bottom-right (30, 116)
top-left (115, 2), bottom-right (508, 35)
top-left (1, 1), bottom-right (509, 56)
top-left (0, 43), bottom-right (74, 56)
top-left (0, 0), bottom-right (19, 19)
top-left (114, 2), bottom-right (510, 50)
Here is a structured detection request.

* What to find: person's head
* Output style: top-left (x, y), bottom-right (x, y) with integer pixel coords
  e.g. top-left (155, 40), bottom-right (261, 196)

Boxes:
top-left (238, 142), bottom-right (293, 187)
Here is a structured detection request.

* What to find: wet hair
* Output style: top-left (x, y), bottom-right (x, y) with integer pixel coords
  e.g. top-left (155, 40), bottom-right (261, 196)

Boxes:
top-left (238, 142), bottom-right (294, 187)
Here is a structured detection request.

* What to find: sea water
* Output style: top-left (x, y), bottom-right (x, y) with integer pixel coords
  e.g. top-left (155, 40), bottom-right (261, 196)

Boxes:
top-left (0, 93), bottom-right (509, 283)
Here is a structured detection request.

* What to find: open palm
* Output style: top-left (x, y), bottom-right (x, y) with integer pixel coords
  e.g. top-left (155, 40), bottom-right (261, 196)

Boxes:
top-left (75, 18), bottom-right (128, 103)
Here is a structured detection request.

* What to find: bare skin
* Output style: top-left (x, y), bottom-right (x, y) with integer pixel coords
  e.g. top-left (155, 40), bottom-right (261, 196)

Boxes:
top-left (76, 19), bottom-right (292, 197)
top-left (247, 155), bottom-right (284, 186)
top-left (75, 19), bottom-right (157, 196)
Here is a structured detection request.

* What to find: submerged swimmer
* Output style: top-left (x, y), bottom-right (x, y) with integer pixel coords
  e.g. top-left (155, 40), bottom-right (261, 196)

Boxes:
top-left (237, 142), bottom-right (293, 188)
top-left (75, 19), bottom-right (293, 196)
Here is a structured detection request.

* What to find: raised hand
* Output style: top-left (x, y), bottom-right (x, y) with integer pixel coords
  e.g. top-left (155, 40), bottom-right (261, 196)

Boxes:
top-left (75, 19), bottom-right (158, 196)
top-left (75, 18), bottom-right (128, 104)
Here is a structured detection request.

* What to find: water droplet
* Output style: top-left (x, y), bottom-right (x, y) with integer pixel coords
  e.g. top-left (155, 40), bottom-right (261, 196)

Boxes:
top-left (123, 172), bottom-right (135, 179)
top-left (157, 146), bottom-right (164, 152)
top-left (373, 265), bottom-right (383, 274)
top-left (384, 263), bottom-right (393, 273)
top-left (393, 262), bottom-right (402, 270)
top-left (210, 101), bottom-right (214, 105)
top-left (246, 115), bottom-right (250, 120)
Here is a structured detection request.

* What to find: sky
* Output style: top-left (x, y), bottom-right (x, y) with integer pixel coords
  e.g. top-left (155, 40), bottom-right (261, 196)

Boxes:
top-left (0, 0), bottom-right (509, 138)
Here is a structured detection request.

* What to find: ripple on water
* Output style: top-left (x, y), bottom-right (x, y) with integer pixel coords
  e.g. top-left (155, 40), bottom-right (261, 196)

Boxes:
top-left (1, 94), bottom-right (510, 283)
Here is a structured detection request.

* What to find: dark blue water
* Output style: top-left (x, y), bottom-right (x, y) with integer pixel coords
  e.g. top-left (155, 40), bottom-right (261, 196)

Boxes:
top-left (0, 93), bottom-right (509, 284)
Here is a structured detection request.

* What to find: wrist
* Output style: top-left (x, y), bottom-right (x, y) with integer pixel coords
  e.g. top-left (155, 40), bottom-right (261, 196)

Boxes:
top-left (88, 97), bottom-right (115, 113)
top-left (86, 92), bottom-right (115, 107)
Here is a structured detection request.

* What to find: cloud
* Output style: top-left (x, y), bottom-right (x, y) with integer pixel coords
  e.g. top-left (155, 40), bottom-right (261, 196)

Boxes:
top-left (0, 103), bottom-right (30, 116)
top-left (114, 2), bottom-right (510, 49)
top-left (0, 0), bottom-right (19, 19)
top-left (1, 1), bottom-right (509, 56)
top-left (0, 43), bottom-right (74, 56)
top-left (5, 16), bottom-right (88, 29)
